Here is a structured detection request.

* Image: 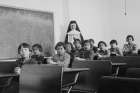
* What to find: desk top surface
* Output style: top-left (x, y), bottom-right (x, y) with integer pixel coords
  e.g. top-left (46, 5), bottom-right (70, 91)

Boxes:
top-left (111, 63), bottom-right (127, 66)
top-left (63, 68), bottom-right (90, 72)
top-left (0, 73), bottom-right (17, 77)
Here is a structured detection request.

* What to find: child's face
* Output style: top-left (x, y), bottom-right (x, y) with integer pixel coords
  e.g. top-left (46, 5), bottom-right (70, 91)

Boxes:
top-left (56, 46), bottom-right (65, 55)
top-left (19, 47), bottom-right (30, 58)
top-left (70, 23), bottom-right (76, 30)
top-left (32, 47), bottom-right (41, 55)
top-left (74, 41), bottom-right (81, 49)
top-left (65, 44), bottom-right (72, 53)
top-left (84, 42), bottom-right (91, 50)
top-left (127, 37), bottom-right (133, 43)
top-left (99, 43), bottom-right (106, 50)
top-left (110, 43), bottom-right (117, 48)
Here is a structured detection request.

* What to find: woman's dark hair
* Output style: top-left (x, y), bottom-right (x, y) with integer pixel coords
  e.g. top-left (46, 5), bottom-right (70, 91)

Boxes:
top-left (18, 42), bottom-right (31, 54)
top-left (67, 20), bottom-right (80, 33)
top-left (98, 41), bottom-right (107, 48)
top-left (65, 42), bottom-right (74, 51)
top-left (126, 35), bottom-right (134, 42)
top-left (110, 40), bottom-right (118, 45)
top-left (55, 42), bottom-right (65, 50)
top-left (32, 44), bottom-right (43, 52)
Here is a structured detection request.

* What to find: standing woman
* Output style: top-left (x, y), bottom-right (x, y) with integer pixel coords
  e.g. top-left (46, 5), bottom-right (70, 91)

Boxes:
top-left (65, 20), bottom-right (84, 45)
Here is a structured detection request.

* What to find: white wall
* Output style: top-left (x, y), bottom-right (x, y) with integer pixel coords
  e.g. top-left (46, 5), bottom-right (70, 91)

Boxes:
top-left (68, 0), bottom-right (111, 46)
top-left (68, 0), bottom-right (140, 49)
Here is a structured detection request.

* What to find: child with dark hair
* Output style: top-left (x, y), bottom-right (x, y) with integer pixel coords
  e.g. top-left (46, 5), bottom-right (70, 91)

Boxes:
top-left (97, 41), bottom-right (110, 59)
top-left (109, 40), bottom-right (123, 56)
top-left (17, 42), bottom-right (33, 64)
top-left (123, 35), bottom-right (137, 56)
top-left (73, 39), bottom-right (83, 58)
top-left (65, 20), bottom-right (84, 45)
top-left (48, 42), bottom-right (70, 68)
top-left (73, 39), bottom-right (82, 50)
top-left (78, 40), bottom-right (95, 60)
top-left (89, 38), bottom-right (98, 53)
top-left (15, 42), bottom-right (37, 75)
top-left (32, 44), bottom-right (45, 64)
top-left (65, 42), bottom-right (75, 67)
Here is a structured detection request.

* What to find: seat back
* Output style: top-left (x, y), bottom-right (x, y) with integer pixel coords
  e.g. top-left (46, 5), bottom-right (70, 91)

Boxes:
top-left (99, 76), bottom-right (140, 93)
top-left (72, 60), bottom-right (112, 91)
top-left (110, 56), bottom-right (140, 68)
top-left (0, 59), bottom-right (18, 73)
top-left (20, 64), bottom-right (62, 93)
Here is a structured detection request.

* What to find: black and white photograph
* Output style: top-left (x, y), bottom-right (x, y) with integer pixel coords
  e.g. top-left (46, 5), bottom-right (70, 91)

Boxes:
top-left (0, 0), bottom-right (139, 93)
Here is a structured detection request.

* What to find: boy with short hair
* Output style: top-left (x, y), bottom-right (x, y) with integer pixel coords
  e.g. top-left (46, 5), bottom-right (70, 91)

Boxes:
top-left (79, 40), bottom-right (95, 60)
top-left (73, 39), bottom-right (83, 57)
top-left (32, 44), bottom-right (45, 64)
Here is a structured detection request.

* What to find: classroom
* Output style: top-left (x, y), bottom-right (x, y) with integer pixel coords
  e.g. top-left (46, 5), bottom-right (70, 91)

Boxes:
top-left (0, 0), bottom-right (139, 93)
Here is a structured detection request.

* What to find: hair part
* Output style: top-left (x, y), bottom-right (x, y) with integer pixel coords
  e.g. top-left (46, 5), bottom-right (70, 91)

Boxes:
top-left (73, 39), bottom-right (81, 44)
top-left (110, 39), bottom-right (118, 45)
top-left (98, 41), bottom-right (107, 48)
top-left (65, 42), bottom-right (74, 51)
top-left (83, 40), bottom-right (90, 45)
top-left (32, 44), bottom-right (43, 52)
top-left (126, 35), bottom-right (134, 42)
top-left (55, 42), bottom-right (65, 50)
top-left (18, 42), bottom-right (31, 54)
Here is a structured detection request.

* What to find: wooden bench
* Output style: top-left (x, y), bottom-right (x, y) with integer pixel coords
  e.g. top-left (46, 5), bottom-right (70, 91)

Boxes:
top-left (99, 76), bottom-right (140, 93)
top-left (69, 60), bottom-right (112, 92)
top-left (109, 56), bottom-right (140, 68)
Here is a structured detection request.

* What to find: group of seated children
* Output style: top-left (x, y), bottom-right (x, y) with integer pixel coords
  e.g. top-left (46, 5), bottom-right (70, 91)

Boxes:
top-left (47, 34), bottom-right (137, 69)
top-left (14, 34), bottom-right (138, 74)
top-left (15, 43), bottom-right (45, 74)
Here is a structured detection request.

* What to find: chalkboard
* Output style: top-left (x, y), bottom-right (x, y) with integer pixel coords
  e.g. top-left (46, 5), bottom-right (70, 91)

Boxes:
top-left (0, 6), bottom-right (54, 58)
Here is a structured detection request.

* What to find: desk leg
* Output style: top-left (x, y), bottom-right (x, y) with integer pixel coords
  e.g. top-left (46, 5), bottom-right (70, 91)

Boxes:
top-left (67, 72), bottom-right (79, 93)
top-left (115, 66), bottom-right (120, 77)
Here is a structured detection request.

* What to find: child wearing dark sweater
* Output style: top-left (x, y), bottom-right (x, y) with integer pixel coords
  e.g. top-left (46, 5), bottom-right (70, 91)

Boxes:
top-left (76, 40), bottom-right (95, 60)
top-left (32, 44), bottom-right (45, 64)
top-left (109, 40), bottom-right (123, 56)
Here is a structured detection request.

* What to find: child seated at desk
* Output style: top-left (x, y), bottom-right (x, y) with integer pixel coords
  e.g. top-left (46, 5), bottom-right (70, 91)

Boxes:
top-left (48, 42), bottom-right (70, 68)
top-left (15, 43), bottom-right (37, 74)
top-left (123, 35), bottom-right (138, 56)
top-left (109, 40), bottom-right (123, 56)
top-left (65, 42), bottom-right (75, 67)
top-left (89, 38), bottom-right (98, 53)
top-left (32, 44), bottom-right (45, 64)
top-left (97, 41), bottom-right (110, 59)
top-left (73, 39), bottom-right (83, 58)
top-left (77, 40), bottom-right (95, 60)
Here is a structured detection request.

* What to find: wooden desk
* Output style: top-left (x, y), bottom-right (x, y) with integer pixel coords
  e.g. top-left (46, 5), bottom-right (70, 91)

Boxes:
top-left (63, 68), bottom-right (89, 72)
top-left (0, 73), bottom-right (17, 78)
top-left (111, 63), bottom-right (127, 77)
top-left (63, 68), bottom-right (89, 93)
